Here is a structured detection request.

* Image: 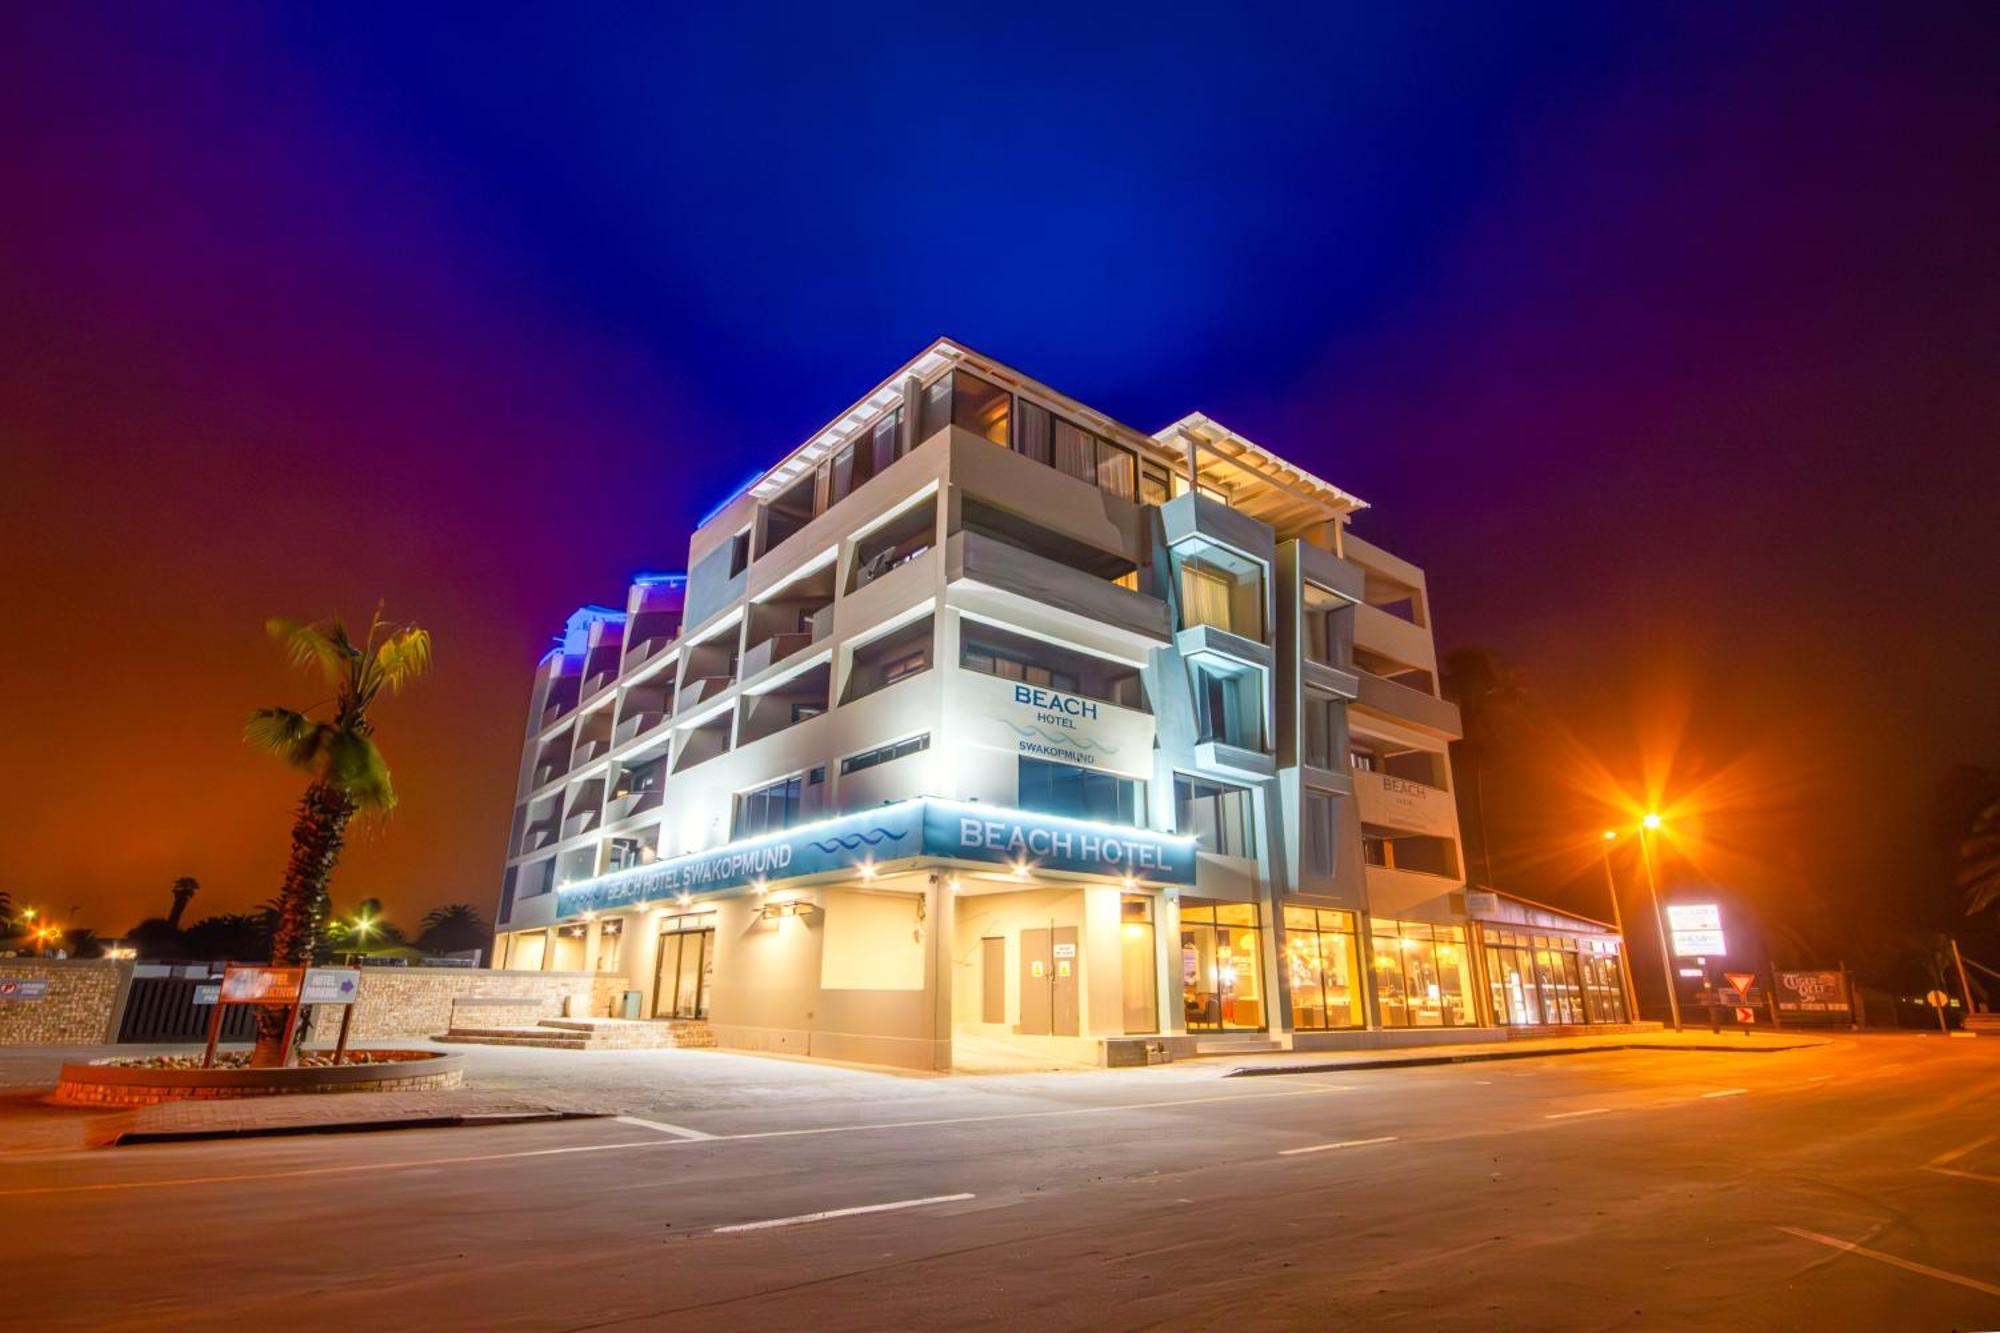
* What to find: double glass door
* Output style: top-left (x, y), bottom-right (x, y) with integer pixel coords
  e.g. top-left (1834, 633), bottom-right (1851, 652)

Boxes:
top-left (654, 914), bottom-right (715, 1020)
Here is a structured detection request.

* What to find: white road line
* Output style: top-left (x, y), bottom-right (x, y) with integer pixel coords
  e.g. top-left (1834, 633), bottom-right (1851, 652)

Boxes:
top-left (1929, 1133), bottom-right (1995, 1167)
top-left (1923, 1165), bottom-right (2000, 1186)
top-left (1545, 1108), bottom-right (1612, 1120)
top-left (712, 1193), bottom-right (974, 1234)
top-left (0, 1084), bottom-right (1348, 1197)
top-left (1777, 1226), bottom-right (2000, 1298)
top-left (1701, 1088), bottom-right (1749, 1099)
top-left (1278, 1136), bottom-right (1398, 1157)
top-left (615, 1115), bottom-right (715, 1140)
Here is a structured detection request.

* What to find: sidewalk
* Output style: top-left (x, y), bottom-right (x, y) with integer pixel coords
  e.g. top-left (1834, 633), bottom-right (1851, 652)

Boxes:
top-left (1220, 1028), bottom-right (1836, 1077)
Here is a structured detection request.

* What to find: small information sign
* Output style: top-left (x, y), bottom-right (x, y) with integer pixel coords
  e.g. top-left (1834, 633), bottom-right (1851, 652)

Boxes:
top-left (301, 967), bottom-right (361, 1005)
top-left (0, 980), bottom-right (50, 1002)
top-left (219, 965), bottom-right (303, 1005)
top-left (192, 984), bottom-right (221, 1006)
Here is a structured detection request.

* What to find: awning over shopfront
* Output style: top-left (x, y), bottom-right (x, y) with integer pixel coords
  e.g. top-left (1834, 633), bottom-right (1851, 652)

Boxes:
top-left (556, 798), bottom-right (1199, 918)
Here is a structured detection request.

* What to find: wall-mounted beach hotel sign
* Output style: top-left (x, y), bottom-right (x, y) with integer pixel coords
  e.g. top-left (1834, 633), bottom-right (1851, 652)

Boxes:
top-left (556, 798), bottom-right (1197, 917)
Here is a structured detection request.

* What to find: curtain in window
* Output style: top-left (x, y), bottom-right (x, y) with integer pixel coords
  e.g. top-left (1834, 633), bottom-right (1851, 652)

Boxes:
top-left (1180, 562), bottom-right (1234, 631)
top-left (1053, 418), bottom-right (1096, 483)
top-left (1015, 400), bottom-right (1052, 465)
top-left (1096, 442), bottom-right (1136, 499)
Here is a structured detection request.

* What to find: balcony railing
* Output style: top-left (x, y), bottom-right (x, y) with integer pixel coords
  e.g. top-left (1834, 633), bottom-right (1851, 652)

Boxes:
top-left (613, 709), bottom-right (667, 746)
top-left (947, 530), bottom-right (1170, 641)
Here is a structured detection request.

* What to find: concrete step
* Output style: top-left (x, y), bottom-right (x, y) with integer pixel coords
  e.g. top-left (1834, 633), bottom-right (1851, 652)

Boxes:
top-left (433, 1032), bottom-right (589, 1049)
top-left (1193, 1036), bottom-right (1284, 1055)
top-left (431, 1019), bottom-right (714, 1052)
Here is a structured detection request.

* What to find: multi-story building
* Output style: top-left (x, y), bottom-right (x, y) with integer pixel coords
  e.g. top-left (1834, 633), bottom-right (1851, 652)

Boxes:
top-left (492, 340), bottom-right (1630, 1069)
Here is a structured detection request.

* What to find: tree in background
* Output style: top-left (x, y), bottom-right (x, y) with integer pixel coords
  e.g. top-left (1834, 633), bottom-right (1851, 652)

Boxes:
top-left (1958, 790), bottom-right (2000, 920)
top-left (244, 608), bottom-right (431, 1065)
top-left (181, 913), bottom-right (275, 962)
top-left (416, 903), bottom-right (491, 956)
top-left (166, 876), bottom-right (199, 930)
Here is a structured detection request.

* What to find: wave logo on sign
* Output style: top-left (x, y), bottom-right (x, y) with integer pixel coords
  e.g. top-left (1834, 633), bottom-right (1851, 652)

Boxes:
top-left (1003, 721), bottom-right (1119, 754)
top-left (807, 826), bottom-right (911, 854)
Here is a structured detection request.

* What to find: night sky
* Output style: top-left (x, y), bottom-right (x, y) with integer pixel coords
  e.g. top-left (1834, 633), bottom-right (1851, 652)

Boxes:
top-left (5, 5), bottom-right (1997, 956)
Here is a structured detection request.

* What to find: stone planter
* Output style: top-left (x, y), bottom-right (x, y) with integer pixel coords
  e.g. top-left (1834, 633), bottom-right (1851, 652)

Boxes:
top-left (52, 1050), bottom-right (465, 1107)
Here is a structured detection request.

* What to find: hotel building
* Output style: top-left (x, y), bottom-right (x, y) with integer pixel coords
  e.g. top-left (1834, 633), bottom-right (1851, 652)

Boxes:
top-left (492, 340), bottom-right (1630, 1069)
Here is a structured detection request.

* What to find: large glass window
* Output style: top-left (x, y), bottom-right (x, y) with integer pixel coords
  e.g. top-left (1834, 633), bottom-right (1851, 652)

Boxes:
top-left (1284, 906), bottom-right (1364, 1030)
top-left (1175, 776), bottom-right (1255, 859)
top-left (1017, 756), bottom-right (1144, 826)
top-left (1181, 899), bottom-right (1265, 1031)
top-left (1172, 538), bottom-right (1265, 640)
top-left (1483, 929), bottom-right (1627, 1026)
top-left (922, 371), bottom-right (1010, 446)
top-left (1369, 920), bottom-right (1473, 1028)
top-left (733, 774), bottom-right (803, 838)
top-left (1053, 417), bottom-right (1096, 484)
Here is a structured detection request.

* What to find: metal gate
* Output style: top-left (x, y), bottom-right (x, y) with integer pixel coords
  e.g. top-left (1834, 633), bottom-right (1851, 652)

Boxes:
top-left (118, 975), bottom-right (258, 1042)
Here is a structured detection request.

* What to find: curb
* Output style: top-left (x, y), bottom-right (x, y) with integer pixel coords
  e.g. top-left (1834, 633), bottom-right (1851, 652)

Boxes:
top-left (1224, 1039), bottom-right (1832, 1077)
top-left (107, 1109), bottom-right (606, 1146)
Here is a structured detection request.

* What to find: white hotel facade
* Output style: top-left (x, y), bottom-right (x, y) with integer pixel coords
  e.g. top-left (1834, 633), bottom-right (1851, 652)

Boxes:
top-left (493, 340), bottom-right (1630, 1069)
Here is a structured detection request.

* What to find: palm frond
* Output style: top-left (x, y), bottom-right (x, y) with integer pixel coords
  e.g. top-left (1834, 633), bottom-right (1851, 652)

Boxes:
top-left (267, 618), bottom-right (355, 689)
top-left (323, 728), bottom-right (397, 813)
top-left (371, 626), bottom-right (434, 695)
top-left (244, 708), bottom-right (332, 769)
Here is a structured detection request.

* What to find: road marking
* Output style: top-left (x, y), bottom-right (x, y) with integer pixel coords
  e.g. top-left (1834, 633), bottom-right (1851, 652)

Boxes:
top-left (1923, 1166), bottom-right (2000, 1186)
top-left (1929, 1133), bottom-right (1994, 1167)
top-left (713, 1193), bottom-right (974, 1234)
top-left (1278, 1136), bottom-right (1398, 1156)
top-left (615, 1115), bottom-right (714, 1140)
top-left (1776, 1227), bottom-right (2000, 1298)
top-left (1545, 1108), bottom-right (1612, 1120)
top-left (1701, 1088), bottom-right (1749, 1099)
top-left (0, 1084), bottom-right (1348, 1197)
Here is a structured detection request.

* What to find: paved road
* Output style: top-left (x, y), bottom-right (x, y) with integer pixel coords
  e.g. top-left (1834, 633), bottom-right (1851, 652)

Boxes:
top-left (4, 1035), bottom-right (1996, 1329)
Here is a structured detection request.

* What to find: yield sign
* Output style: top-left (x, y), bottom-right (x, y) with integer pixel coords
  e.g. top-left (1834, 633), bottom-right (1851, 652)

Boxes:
top-left (1724, 971), bottom-right (1757, 997)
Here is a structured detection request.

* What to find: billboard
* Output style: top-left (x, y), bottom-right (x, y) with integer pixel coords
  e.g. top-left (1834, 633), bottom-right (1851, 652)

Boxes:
top-left (1666, 903), bottom-right (1726, 957)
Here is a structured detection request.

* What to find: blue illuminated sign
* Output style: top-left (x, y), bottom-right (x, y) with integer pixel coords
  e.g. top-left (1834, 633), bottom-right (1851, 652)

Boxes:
top-left (554, 798), bottom-right (1195, 918)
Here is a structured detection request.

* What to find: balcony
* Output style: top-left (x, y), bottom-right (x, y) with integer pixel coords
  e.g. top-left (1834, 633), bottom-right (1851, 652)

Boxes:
top-left (947, 529), bottom-right (1170, 642)
top-left (1353, 770), bottom-right (1456, 838)
top-left (679, 674), bottom-right (733, 710)
top-left (614, 707), bottom-right (667, 746)
top-left (1353, 670), bottom-right (1462, 740)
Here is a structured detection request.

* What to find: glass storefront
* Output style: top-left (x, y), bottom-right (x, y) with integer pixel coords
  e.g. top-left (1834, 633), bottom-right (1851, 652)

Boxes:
top-left (1181, 899), bottom-right (1266, 1031)
top-left (1370, 920), bottom-right (1474, 1027)
top-left (1283, 906), bottom-right (1365, 1030)
top-left (1484, 930), bottom-right (1628, 1026)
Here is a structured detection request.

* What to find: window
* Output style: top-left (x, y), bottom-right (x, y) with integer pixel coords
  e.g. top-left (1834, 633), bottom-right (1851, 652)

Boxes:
top-left (1369, 920), bottom-right (1472, 1027)
top-left (1181, 899), bottom-right (1264, 1031)
top-left (1053, 417), bottom-right (1096, 484)
top-left (840, 733), bottom-right (930, 776)
top-left (1484, 930), bottom-right (1627, 1026)
top-left (728, 528), bottom-right (752, 579)
top-left (961, 622), bottom-right (1146, 711)
top-left (1302, 791), bottom-right (1338, 878)
top-left (881, 646), bottom-right (929, 685)
top-left (1172, 538), bottom-right (1264, 640)
top-left (1017, 756), bottom-right (1144, 826)
top-left (606, 837), bottom-right (645, 872)
top-left (1140, 463), bottom-right (1173, 506)
top-left (869, 408), bottom-right (904, 477)
top-left (922, 371), bottom-right (1010, 446)
top-left (1095, 440), bottom-right (1136, 500)
top-left (1015, 399), bottom-right (1052, 465)
top-left (1302, 694), bottom-right (1338, 769)
top-left (1190, 662), bottom-right (1261, 750)
top-left (1283, 906), bottom-right (1363, 1029)
top-left (1175, 776), bottom-right (1254, 858)
top-left (733, 774), bottom-right (803, 838)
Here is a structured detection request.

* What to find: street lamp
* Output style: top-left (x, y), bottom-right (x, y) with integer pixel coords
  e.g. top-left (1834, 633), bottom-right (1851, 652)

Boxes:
top-left (1636, 812), bottom-right (1683, 1032)
top-left (1597, 832), bottom-right (1643, 1022)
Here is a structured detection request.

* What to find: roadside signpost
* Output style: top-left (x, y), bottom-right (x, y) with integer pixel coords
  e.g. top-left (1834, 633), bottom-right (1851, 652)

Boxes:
top-left (304, 967), bottom-right (364, 1063)
top-left (1724, 971), bottom-right (1757, 999)
top-left (1925, 988), bottom-right (1952, 1036)
top-left (204, 965), bottom-right (303, 1068)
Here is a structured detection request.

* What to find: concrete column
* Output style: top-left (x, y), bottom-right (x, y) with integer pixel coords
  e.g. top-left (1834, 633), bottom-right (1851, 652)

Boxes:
top-left (927, 873), bottom-right (954, 1071)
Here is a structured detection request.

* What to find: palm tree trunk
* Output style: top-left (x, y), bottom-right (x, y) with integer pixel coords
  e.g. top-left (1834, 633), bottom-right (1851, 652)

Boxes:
top-left (251, 781), bottom-right (356, 1066)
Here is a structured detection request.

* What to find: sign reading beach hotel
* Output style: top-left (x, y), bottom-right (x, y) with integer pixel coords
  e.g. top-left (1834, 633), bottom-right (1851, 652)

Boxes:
top-left (952, 668), bottom-right (1154, 780)
top-left (557, 797), bottom-right (1196, 917)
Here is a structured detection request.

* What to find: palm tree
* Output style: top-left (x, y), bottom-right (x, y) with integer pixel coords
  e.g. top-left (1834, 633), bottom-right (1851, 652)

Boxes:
top-left (244, 608), bottom-right (431, 1064)
top-left (167, 876), bottom-right (199, 929)
top-left (417, 903), bottom-right (490, 955)
top-left (1960, 794), bottom-right (2000, 918)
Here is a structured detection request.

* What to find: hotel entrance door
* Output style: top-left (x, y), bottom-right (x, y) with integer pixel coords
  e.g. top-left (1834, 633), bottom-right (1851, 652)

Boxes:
top-left (1018, 925), bottom-right (1079, 1036)
top-left (653, 913), bottom-right (715, 1020)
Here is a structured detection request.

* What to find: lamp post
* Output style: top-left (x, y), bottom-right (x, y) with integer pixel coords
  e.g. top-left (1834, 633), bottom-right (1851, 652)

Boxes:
top-left (1598, 832), bottom-right (1644, 1023)
top-left (1637, 813), bottom-right (1682, 1032)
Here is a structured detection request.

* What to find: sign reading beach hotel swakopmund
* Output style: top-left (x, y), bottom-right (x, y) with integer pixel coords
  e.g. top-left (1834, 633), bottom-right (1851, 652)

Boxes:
top-left (556, 797), bottom-right (1196, 917)
top-left (950, 668), bottom-right (1155, 780)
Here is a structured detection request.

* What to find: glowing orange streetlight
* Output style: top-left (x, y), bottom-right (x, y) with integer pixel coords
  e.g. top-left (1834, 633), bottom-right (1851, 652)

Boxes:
top-left (1635, 812), bottom-right (1682, 1031)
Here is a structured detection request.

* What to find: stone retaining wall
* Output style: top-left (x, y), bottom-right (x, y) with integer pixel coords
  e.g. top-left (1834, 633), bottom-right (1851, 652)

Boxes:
top-left (305, 968), bottom-right (629, 1041)
top-left (0, 959), bottom-right (132, 1046)
top-left (54, 1051), bottom-right (465, 1106)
